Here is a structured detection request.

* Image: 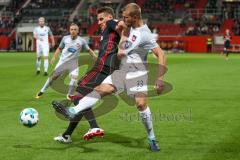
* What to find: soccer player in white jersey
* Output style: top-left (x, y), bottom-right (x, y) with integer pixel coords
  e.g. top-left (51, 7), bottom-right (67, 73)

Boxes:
top-left (52, 3), bottom-right (165, 152)
top-left (36, 23), bottom-right (97, 99)
top-left (33, 17), bottom-right (55, 76)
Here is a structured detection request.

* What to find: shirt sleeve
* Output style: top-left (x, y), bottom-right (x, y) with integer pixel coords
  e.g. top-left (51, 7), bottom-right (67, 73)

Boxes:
top-left (48, 27), bottom-right (53, 36)
top-left (141, 32), bottom-right (158, 50)
top-left (59, 36), bottom-right (65, 49)
top-left (106, 19), bottom-right (118, 31)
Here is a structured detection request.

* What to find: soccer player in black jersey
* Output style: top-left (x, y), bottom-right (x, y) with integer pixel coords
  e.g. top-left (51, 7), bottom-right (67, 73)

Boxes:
top-left (223, 29), bottom-right (232, 60)
top-left (54, 6), bottom-right (124, 143)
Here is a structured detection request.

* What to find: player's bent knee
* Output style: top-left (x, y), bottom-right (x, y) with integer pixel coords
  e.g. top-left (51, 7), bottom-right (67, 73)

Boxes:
top-left (94, 84), bottom-right (114, 96)
top-left (51, 73), bottom-right (60, 80)
top-left (70, 74), bottom-right (78, 80)
top-left (136, 102), bottom-right (147, 111)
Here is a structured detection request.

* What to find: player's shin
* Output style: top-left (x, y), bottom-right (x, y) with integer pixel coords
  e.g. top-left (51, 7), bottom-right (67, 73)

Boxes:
top-left (36, 58), bottom-right (41, 71)
top-left (139, 107), bottom-right (155, 139)
top-left (67, 78), bottom-right (76, 96)
top-left (41, 78), bottom-right (51, 92)
top-left (71, 90), bottom-right (101, 113)
top-left (44, 59), bottom-right (49, 72)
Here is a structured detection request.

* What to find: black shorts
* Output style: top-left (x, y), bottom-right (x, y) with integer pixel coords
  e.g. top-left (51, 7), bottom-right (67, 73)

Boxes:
top-left (75, 65), bottom-right (111, 96)
top-left (224, 40), bottom-right (231, 49)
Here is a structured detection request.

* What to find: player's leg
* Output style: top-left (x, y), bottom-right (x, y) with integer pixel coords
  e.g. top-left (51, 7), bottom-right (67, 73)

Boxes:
top-left (71, 83), bottom-right (115, 113)
top-left (36, 72), bottom-right (60, 98)
top-left (36, 45), bottom-right (41, 75)
top-left (225, 47), bottom-right (230, 60)
top-left (52, 72), bottom-right (121, 119)
top-left (59, 108), bottom-right (104, 142)
top-left (67, 73), bottom-right (78, 98)
top-left (43, 45), bottom-right (50, 75)
top-left (36, 60), bottom-right (63, 98)
top-left (134, 93), bottom-right (160, 151)
top-left (54, 112), bottom-right (84, 143)
top-left (52, 84), bottom-right (115, 119)
top-left (64, 69), bottom-right (107, 140)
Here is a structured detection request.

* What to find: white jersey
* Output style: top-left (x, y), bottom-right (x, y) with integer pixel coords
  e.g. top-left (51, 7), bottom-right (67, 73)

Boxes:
top-left (120, 24), bottom-right (158, 72)
top-left (58, 35), bottom-right (90, 62)
top-left (33, 26), bottom-right (53, 45)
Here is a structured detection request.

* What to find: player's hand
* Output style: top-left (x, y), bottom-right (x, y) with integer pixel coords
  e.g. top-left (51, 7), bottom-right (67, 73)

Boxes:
top-left (93, 56), bottom-right (98, 62)
top-left (155, 79), bottom-right (164, 95)
top-left (117, 51), bottom-right (126, 60)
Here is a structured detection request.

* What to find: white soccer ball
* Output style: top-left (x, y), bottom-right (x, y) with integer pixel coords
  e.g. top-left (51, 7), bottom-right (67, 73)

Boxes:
top-left (20, 108), bottom-right (39, 127)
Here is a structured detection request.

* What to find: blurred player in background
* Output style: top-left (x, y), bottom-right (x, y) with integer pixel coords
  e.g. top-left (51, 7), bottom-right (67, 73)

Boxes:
top-left (52, 3), bottom-right (165, 152)
top-left (222, 29), bottom-right (232, 60)
top-left (36, 23), bottom-right (96, 99)
top-left (33, 17), bottom-right (55, 76)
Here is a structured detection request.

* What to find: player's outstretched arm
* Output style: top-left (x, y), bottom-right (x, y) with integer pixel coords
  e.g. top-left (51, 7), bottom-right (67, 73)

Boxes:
top-left (50, 35), bottom-right (55, 48)
top-left (152, 46), bottom-right (166, 94)
top-left (50, 47), bottom-right (62, 65)
top-left (87, 48), bottom-right (97, 61)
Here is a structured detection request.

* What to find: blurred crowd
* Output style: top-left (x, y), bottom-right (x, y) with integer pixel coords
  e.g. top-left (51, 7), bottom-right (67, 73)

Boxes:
top-left (1, 0), bottom-right (240, 37)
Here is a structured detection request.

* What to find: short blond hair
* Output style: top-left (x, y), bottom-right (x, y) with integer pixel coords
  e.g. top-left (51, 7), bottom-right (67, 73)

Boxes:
top-left (122, 3), bottom-right (141, 18)
top-left (38, 17), bottom-right (45, 22)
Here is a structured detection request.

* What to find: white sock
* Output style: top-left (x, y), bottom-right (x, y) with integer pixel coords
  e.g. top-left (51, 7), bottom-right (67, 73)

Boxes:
top-left (44, 59), bottom-right (48, 72)
top-left (72, 90), bottom-right (101, 113)
top-left (36, 58), bottom-right (41, 71)
top-left (40, 78), bottom-right (51, 92)
top-left (67, 78), bottom-right (76, 96)
top-left (139, 107), bottom-right (155, 139)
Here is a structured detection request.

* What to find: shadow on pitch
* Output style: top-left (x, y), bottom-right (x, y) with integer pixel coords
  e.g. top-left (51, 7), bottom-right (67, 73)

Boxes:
top-left (13, 133), bottom-right (146, 152)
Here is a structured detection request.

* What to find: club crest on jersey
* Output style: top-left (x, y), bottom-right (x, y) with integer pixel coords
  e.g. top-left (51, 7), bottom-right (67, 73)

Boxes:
top-left (76, 43), bottom-right (81, 49)
top-left (132, 35), bottom-right (137, 42)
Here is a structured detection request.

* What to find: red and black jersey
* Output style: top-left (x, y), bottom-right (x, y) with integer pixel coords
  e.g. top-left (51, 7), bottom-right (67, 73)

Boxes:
top-left (74, 20), bottom-right (121, 101)
top-left (95, 19), bottom-right (121, 74)
top-left (224, 33), bottom-right (231, 41)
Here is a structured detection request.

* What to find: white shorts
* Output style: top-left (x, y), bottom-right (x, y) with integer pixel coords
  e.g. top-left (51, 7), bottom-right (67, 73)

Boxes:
top-left (54, 59), bottom-right (79, 77)
top-left (102, 70), bottom-right (148, 97)
top-left (36, 43), bottom-right (50, 57)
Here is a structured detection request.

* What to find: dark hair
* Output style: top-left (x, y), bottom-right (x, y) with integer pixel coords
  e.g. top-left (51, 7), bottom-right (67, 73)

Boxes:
top-left (97, 6), bottom-right (115, 17)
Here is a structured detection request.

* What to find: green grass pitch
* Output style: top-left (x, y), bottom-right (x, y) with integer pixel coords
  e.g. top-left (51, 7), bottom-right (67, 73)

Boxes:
top-left (0, 52), bottom-right (240, 160)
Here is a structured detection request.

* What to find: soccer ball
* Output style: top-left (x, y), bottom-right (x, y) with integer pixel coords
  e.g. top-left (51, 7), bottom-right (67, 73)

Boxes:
top-left (20, 108), bottom-right (39, 127)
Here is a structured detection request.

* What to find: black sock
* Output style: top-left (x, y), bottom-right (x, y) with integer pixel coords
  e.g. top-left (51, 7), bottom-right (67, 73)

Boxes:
top-left (62, 113), bottom-right (83, 138)
top-left (226, 52), bottom-right (229, 57)
top-left (83, 108), bottom-right (99, 128)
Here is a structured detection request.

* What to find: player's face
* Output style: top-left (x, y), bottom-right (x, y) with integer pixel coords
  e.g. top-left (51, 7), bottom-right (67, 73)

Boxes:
top-left (226, 29), bottom-right (229, 34)
top-left (122, 11), bottom-right (135, 27)
top-left (38, 19), bottom-right (45, 27)
top-left (97, 12), bottom-right (112, 30)
top-left (70, 25), bottom-right (79, 38)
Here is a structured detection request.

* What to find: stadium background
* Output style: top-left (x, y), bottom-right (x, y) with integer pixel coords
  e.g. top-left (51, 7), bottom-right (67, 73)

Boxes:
top-left (1, 0), bottom-right (240, 53)
top-left (0, 1), bottom-right (240, 160)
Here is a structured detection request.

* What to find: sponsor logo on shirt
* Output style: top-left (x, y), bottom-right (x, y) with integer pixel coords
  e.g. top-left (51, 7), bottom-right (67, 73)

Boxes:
top-left (68, 48), bottom-right (77, 53)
